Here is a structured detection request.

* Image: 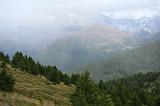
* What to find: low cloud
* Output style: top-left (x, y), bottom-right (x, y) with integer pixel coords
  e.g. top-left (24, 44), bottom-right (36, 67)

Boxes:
top-left (0, 0), bottom-right (160, 25)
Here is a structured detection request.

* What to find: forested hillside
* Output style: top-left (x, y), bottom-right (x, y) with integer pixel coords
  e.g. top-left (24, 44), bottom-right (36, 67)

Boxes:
top-left (0, 51), bottom-right (79, 85)
top-left (0, 50), bottom-right (160, 106)
top-left (70, 71), bottom-right (160, 106)
top-left (99, 72), bottom-right (160, 106)
top-left (78, 39), bottom-right (160, 81)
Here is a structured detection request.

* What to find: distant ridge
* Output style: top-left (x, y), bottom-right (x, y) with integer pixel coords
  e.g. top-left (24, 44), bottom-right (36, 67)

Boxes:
top-left (75, 38), bottom-right (160, 81)
top-left (36, 24), bottom-right (137, 71)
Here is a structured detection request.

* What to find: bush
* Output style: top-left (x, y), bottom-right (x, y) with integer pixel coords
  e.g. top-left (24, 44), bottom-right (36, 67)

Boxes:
top-left (0, 69), bottom-right (15, 92)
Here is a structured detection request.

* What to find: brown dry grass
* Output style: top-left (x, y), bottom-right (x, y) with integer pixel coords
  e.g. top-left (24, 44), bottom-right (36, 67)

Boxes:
top-left (0, 65), bottom-right (75, 106)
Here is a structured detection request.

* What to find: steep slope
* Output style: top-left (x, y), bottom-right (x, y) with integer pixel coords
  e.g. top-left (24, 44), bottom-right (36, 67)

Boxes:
top-left (36, 24), bottom-right (137, 71)
top-left (0, 64), bottom-right (74, 106)
top-left (77, 39), bottom-right (160, 81)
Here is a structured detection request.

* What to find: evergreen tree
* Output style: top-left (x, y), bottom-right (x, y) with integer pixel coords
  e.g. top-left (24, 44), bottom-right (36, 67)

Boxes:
top-left (0, 69), bottom-right (15, 92)
top-left (63, 74), bottom-right (71, 85)
top-left (99, 80), bottom-right (105, 89)
top-left (0, 52), bottom-right (10, 63)
top-left (129, 92), bottom-right (142, 106)
top-left (71, 74), bottom-right (80, 84)
top-left (70, 72), bottom-right (113, 106)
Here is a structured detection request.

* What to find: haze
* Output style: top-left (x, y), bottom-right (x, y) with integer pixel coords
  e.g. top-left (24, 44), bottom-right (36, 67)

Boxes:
top-left (0, 0), bottom-right (160, 25)
top-left (0, 0), bottom-right (160, 51)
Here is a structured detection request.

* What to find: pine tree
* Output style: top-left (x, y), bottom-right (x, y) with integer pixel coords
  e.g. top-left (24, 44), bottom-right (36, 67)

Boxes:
top-left (129, 92), bottom-right (142, 106)
top-left (70, 72), bottom-right (113, 106)
top-left (71, 74), bottom-right (80, 84)
top-left (11, 51), bottom-right (72, 84)
top-left (0, 69), bottom-right (15, 92)
top-left (99, 80), bottom-right (105, 89)
top-left (0, 52), bottom-right (10, 63)
top-left (63, 74), bottom-right (71, 85)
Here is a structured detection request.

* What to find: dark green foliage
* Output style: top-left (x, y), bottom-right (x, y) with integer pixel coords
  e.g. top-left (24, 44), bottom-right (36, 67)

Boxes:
top-left (12, 52), bottom-right (39, 75)
top-left (0, 52), bottom-right (10, 63)
top-left (71, 71), bottom-right (160, 106)
top-left (0, 69), bottom-right (15, 92)
top-left (99, 80), bottom-right (105, 89)
top-left (63, 74), bottom-right (71, 85)
top-left (152, 96), bottom-right (160, 106)
top-left (11, 51), bottom-right (71, 85)
top-left (70, 72), bottom-right (113, 106)
top-left (99, 72), bottom-right (160, 106)
top-left (70, 74), bottom-right (80, 85)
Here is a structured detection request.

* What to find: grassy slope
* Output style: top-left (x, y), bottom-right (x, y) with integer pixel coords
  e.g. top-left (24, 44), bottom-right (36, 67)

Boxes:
top-left (0, 65), bottom-right (75, 106)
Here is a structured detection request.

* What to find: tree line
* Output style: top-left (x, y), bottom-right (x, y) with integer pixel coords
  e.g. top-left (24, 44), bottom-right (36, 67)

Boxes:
top-left (0, 51), bottom-right (80, 86)
top-left (98, 72), bottom-right (160, 106)
top-left (70, 71), bottom-right (160, 106)
top-left (1, 51), bottom-right (159, 106)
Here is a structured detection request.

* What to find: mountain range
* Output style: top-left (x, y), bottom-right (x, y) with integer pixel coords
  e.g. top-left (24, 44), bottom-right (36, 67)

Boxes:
top-left (35, 12), bottom-right (160, 71)
top-left (36, 24), bottom-right (138, 70)
top-left (0, 8), bottom-right (160, 75)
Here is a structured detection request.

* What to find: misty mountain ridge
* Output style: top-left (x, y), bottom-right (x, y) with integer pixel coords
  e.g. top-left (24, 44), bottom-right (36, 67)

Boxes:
top-left (1, 7), bottom-right (160, 48)
top-left (94, 7), bottom-right (160, 44)
top-left (36, 24), bottom-right (138, 71)
top-left (0, 7), bottom-right (160, 71)
top-left (74, 38), bottom-right (160, 81)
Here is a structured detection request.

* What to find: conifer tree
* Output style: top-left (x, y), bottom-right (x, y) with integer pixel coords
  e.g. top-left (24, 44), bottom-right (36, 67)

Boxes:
top-left (0, 69), bottom-right (15, 92)
top-left (70, 72), bottom-right (113, 106)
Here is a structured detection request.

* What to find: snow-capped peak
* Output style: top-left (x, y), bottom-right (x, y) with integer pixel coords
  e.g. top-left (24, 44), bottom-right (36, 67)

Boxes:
top-left (101, 7), bottom-right (160, 20)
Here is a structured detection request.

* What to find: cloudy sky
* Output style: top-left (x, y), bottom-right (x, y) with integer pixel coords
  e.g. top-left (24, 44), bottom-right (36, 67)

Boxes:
top-left (0, 0), bottom-right (160, 25)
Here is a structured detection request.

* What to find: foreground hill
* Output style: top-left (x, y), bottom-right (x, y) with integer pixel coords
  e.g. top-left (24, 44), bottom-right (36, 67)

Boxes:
top-left (0, 64), bottom-right (74, 106)
top-left (76, 39), bottom-right (160, 81)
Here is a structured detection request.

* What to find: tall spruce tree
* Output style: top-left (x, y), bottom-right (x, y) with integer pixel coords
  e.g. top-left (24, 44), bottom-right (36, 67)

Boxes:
top-left (70, 72), bottom-right (113, 106)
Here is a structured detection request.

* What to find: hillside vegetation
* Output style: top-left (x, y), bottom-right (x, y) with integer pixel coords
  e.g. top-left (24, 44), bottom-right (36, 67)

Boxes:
top-left (70, 71), bottom-right (160, 106)
top-left (0, 64), bottom-right (74, 106)
top-left (78, 39), bottom-right (160, 81)
top-left (98, 71), bottom-right (160, 106)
